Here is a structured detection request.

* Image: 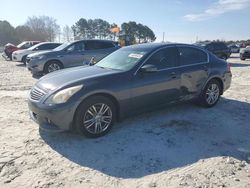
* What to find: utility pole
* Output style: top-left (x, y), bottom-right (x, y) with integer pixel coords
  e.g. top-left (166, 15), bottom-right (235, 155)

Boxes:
top-left (162, 32), bottom-right (165, 43)
top-left (196, 35), bottom-right (198, 42)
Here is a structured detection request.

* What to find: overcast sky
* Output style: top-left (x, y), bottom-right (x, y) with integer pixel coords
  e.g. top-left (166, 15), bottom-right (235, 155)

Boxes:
top-left (1, 0), bottom-right (250, 43)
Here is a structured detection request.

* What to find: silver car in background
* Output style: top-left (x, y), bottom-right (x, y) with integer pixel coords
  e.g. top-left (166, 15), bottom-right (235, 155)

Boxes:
top-left (26, 40), bottom-right (120, 75)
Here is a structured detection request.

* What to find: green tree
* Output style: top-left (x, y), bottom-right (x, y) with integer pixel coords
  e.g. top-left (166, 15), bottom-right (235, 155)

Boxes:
top-left (0, 20), bottom-right (17, 45)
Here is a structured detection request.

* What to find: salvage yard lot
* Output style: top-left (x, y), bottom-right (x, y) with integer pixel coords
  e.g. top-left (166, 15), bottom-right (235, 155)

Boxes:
top-left (0, 54), bottom-right (250, 187)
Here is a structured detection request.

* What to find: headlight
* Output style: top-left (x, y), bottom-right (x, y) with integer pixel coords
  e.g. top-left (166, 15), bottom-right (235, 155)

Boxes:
top-left (45, 85), bottom-right (83, 104)
top-left (33, 55), bottom-right (45, 60)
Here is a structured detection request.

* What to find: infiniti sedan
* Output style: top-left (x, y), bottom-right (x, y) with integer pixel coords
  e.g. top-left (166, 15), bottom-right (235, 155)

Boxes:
top-left (28, 43), bottom-right (232, 137)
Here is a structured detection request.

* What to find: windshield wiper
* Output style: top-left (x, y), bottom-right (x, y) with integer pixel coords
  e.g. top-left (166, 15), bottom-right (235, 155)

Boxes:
top-left (95, 65), bottom-right (121, 71)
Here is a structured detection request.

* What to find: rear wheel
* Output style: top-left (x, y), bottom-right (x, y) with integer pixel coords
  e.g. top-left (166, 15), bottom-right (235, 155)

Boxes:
top-left (199, 79), bottom-right (221, 107)
top-left (240, 54), bottom-right (245, 60)
top-left (44, 61), bottom-right (63, 74)
top-left (75, 96), bottom-right (116, 138)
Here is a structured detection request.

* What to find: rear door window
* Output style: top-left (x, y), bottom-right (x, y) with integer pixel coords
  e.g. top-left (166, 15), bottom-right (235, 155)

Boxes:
top-left (96, 41), bottom-right (115, 49)
top-left (85, 41), bottom-right (115, 50)
top-left (178, 47), bottom-right (207, 66)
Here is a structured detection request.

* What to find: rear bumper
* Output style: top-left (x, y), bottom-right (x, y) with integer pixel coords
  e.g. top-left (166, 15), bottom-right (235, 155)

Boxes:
top-left (223, 72), bottom-right (232, 92)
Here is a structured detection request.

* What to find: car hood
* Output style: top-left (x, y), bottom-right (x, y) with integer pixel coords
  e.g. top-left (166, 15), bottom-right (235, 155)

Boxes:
top-left (28, 50), bottom-right (52, 58)
top-left (36, 66), bottom-right (118, 91)
top-left (14, 49), bottom-right (29, 54)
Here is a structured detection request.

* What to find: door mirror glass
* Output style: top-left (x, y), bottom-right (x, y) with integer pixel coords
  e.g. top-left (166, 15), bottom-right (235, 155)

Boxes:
top-left (140, 64), bottom-right (158, 73)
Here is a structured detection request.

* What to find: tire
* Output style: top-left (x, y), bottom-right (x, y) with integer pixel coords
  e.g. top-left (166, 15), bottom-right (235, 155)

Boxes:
top-left (21, 55), bottom-right (27, 64)
top-left (75, 96), bottom-right (116, 138)
top-left (199, 79), bottom-right (221, 108)
top-left (240, 57), bottom-right (245, 61)
top-left (44, 61), bottom-right (63, 74)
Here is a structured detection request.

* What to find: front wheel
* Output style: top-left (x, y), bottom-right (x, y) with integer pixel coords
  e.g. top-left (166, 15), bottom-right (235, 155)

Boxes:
top-left (75, 96), bottom-right (116, 137)
top-left (44, 61), bottom-right (63, 74)
top-left (199, 80), bottom-right (221, 107)
top-left (22, 55), bottom-right (28, 65)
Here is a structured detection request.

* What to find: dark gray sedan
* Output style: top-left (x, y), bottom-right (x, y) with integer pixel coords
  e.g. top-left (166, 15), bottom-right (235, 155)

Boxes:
top-left (28, 43), bottom-right (232, 137)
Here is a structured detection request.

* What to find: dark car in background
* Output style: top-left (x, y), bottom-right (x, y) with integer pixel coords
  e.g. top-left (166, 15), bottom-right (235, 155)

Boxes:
top-left (28, 43), bottom-right (232, 137)
top-left (196, 42), bottom-right (231, 60)
top-left (228, 44), bottom-right (240, 53)
top-left (240, 46), bottom-right (250, 60)
top-left (26, 40), bottom-right (120, 75)
top-left (2, 41), bottom-right (40, 60)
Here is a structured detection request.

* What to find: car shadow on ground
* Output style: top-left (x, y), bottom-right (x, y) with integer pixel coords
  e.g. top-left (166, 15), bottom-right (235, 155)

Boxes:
top-left (16, 63), bottom-right (26, 67)
top-left (40, 98), bottom-right (250, 179)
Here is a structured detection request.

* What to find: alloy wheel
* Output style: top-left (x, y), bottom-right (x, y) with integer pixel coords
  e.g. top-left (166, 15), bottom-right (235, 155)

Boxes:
top-left (206, 84), bottom-right (220, 105)
top-left (48, 63), bottom-right (61, 73)
top-left (83, 103), bottom-right (112, 134)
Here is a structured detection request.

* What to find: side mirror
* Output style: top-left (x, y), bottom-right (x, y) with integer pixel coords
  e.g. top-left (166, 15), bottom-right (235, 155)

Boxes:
top-left (140, 64), bottom-right (158, 73)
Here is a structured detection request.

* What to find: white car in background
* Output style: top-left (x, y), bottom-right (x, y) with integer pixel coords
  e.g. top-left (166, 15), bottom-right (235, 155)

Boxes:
top-left (12, 42), bottom-right (62, 63)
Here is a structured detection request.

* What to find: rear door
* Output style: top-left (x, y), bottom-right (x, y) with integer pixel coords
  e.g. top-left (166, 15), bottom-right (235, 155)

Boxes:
top-left (132, 47), bottom-right (181, 110)
top-left (83, 41), bottom-right (117, 64)
top-left (176, 46), bottom-right (209, 100)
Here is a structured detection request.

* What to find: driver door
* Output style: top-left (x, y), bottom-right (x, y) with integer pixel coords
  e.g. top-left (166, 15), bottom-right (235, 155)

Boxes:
top-left (131, 47), bottom-right (181, 110)
top-left (63, 42), bottom-right (85, 68)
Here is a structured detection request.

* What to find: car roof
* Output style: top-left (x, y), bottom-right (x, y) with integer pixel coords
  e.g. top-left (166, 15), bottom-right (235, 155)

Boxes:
top-left (74, 39), bottom-right (116, 43)
top-left (37, 42), bottom-right (62, 45)
top-left (122, 42), bottom-right (200, 51)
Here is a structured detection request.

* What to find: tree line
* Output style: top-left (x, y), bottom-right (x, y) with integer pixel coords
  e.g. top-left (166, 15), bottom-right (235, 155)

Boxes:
top-left (0, 16), bottom-right (156, 46)
top-left (0, 16), bottom-right (60, 45)
top-left (72, 18), bottom-right (156, 44)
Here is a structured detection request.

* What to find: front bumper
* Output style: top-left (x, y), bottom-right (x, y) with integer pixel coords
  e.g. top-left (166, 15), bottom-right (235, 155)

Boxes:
top-left (26, 59), bottom-right (46, 74)
top-left (12, 53), bottom-right (23, 62)
top-left (28, 99), bottom-right (77, 132)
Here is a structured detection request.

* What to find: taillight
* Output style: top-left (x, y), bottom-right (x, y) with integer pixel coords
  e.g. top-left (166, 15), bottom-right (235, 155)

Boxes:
top-left (227, 63), bottom-right (231, 72)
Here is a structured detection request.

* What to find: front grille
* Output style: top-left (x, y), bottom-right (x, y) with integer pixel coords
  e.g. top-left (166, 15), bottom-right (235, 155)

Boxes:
top-left (30, 87), bottom-right (47, 101)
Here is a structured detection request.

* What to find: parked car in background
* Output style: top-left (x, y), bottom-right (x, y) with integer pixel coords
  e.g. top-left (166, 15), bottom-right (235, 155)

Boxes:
top-left (228, 44), bottom-right (240, 53)
top-left (26, 40), bottom-right (120, 75)
top-left (12, 42), bottom-right (62, 64)
top-left (28, 43), bottom-right (232, 137)
top-left (195, 42), bottom-right (231, 60)
top-left (3, 41), bottom-right (40, 60)
top-left (240, 46), bottom-right (250, 60)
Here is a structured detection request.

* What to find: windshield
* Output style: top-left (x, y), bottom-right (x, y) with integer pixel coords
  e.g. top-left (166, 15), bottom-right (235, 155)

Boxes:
top-left (53, 42), bottom-right (71, 51)
top-left (27, 43), bottom-right (42, 50)
top-left (17, 42), bottom-right (26, 48)
top-left (95, 48), bottom-right (148, 71)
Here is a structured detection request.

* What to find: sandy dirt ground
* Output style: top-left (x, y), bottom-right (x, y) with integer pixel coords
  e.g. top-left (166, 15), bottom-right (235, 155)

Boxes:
top-left (0, 54), bottom-right (250, 188)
